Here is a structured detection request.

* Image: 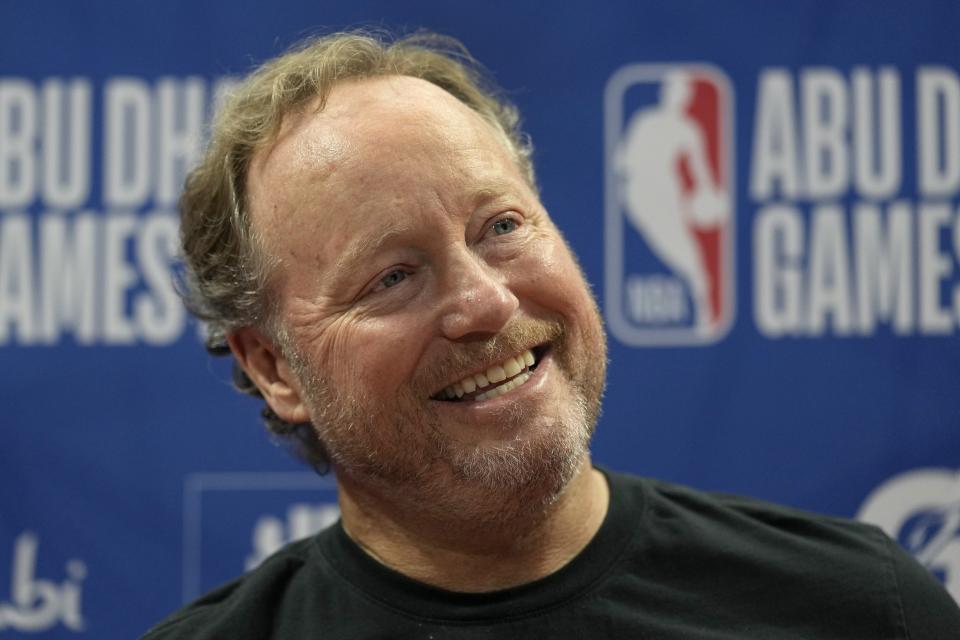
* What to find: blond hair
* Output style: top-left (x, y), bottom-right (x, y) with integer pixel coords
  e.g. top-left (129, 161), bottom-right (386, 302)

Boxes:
top-left (178, 30), bottom-right (535, 469)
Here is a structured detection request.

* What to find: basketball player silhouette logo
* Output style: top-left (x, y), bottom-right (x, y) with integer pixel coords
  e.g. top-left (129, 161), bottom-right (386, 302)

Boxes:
top-left (605, 65), bottom-right (735, 346)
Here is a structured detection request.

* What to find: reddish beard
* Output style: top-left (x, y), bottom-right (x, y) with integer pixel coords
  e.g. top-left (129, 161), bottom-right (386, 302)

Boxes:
top-left (285, 310), bottom-right (606, 523)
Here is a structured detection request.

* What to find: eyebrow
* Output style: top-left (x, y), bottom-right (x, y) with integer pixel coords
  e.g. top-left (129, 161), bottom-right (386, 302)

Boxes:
top-left (331, 224), bottom-right (414, 278)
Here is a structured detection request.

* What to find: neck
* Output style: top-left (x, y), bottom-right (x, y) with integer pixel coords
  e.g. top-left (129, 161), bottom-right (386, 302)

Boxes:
top-left (336, 459), bottom-right (609, 593)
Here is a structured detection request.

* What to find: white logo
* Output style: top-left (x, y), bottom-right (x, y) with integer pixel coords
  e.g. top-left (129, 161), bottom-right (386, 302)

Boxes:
top-left (182, 471), bottom-right (339, 601)
top-left (857, 467), bottom-right (960, 603)
top-left (246, 503), bottom-right (340, 570)
top-left (0, 532), bottom-right (86, 633)
top-left (605, 64), bottom-right (736, 346)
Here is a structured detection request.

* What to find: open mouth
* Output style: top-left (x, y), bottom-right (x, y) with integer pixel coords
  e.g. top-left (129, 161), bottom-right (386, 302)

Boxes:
top-left (432, 344), bottom-right (548, 402)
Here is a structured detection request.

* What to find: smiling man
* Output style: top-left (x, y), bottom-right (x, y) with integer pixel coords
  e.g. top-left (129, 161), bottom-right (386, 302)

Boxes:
top-left (232, 68), bottom-right (610, 591)
top-left (144, 31), bottom-right (959, 639)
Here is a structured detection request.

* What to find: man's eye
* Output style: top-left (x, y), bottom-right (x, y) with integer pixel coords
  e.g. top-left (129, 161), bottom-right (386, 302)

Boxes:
top-left (378, 270), bottom-right (407, 289)
top-left (491, 218), bottom-right (518, 235)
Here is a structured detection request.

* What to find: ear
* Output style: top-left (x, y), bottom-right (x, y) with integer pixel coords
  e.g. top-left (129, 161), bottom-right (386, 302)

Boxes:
top-left (227, 327), bottom-right (311, 424)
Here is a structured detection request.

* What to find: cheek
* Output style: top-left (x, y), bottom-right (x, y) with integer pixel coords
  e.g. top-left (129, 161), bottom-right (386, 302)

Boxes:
top-left (316, 313), bottom-right (430, 395)
top-left (514, 238), bottom-right (606, 357)
top-left (516, 237), bottom-right (593, 309)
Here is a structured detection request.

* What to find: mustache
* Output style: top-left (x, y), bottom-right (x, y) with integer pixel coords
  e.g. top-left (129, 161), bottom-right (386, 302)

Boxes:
top-left (418, 318), bottom-right (565, 395)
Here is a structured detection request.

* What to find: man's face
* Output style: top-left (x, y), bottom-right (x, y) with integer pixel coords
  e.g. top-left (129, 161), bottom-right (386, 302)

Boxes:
top-left (246, 76), bottom-right (607, 514)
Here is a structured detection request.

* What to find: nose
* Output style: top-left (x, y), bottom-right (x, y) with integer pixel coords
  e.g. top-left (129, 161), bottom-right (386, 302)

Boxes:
top-left (438, 253), bottom-right (519, 342)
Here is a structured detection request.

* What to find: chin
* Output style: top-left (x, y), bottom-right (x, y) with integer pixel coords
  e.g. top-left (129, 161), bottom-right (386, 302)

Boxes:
top-left (433, 403), bottom-right (591, 502)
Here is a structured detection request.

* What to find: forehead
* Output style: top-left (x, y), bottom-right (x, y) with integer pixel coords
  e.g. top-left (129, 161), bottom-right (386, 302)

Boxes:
top-left (245, 75), bottom-right (525, 263)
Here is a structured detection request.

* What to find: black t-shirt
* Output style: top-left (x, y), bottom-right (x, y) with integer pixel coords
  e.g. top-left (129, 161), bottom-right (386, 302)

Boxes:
top-left (144, 469), bottom-right (960, 638)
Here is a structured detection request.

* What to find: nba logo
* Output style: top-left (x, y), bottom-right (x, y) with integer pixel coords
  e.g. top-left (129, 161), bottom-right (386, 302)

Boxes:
top-left (604, 64), bottom-right (735, 346)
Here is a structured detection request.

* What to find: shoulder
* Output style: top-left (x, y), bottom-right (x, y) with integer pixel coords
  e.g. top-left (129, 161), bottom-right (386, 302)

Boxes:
top-left (141, 536), bottom-right (322, 640)
top-left (606, 470), bottom-right (960, 636)
top-left (883, 523), bottom-right (960, 637)
top-left (613, 470), bottom-right (890, 553)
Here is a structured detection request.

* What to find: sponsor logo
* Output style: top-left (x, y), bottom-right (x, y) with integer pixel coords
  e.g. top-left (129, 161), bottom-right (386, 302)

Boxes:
top-left (182, 472), bottom-right (338, 601)
top-left (0, 76), bottom-right (236, 346)
top-left (750, 67), bottom-right (960, 338)
top-left (0, 531), bottom-right (86, 633)
top-left (606, 64), bottom-right (960, 342)
top-left (857, 467), bottom-right (960, 603)
top-left (605, 64), bottom-right (736, 346)
top-left (749, 65), bottom-right (960, 339)
top-left (246, 503), bottom-right (340, 570)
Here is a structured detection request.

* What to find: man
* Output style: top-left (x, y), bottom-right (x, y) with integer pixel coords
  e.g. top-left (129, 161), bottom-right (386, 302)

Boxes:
top-left (145, 31), bottom-right (959, 638)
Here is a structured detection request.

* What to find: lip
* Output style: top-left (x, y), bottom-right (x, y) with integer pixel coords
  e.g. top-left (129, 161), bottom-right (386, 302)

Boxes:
top-left (430, 348), bottom-right (554, 418)
top-left (430, 344), bottom-right (549, 402)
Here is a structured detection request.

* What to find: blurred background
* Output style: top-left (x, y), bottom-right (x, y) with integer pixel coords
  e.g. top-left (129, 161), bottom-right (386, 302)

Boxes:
top-left (1, 1), bottom-right (958, 636)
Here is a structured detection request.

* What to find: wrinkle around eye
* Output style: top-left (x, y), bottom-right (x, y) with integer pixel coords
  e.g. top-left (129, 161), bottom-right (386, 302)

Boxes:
top-left (475, 215), bottom-right (532, 262)
top-left (283, 293), bottom-right (347, 350)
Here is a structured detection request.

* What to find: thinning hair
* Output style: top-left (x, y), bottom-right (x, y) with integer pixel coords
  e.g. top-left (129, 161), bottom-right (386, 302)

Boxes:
top-left (178, 30), bottom-right (536, 470)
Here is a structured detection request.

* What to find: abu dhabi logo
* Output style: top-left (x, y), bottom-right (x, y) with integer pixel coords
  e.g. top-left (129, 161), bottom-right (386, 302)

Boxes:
top-left (857, 467), bottom-right (960, 604)
top-left (0, 531), bottom-right (86, 633)
top-left (605, 64), bottom-right (735, 346)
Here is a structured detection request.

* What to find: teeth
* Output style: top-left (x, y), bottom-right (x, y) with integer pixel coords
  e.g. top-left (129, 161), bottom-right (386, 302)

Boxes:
top-left (475, 372), bottom-right (531, 401)
top-left (503, 357), bottom-right (522, 378)
top-left (438, 349), bottom-right (537, 401)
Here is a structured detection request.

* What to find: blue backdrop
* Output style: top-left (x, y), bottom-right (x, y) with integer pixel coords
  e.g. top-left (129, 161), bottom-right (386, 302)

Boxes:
top-left (1, 1), bottom-right (958, 637)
